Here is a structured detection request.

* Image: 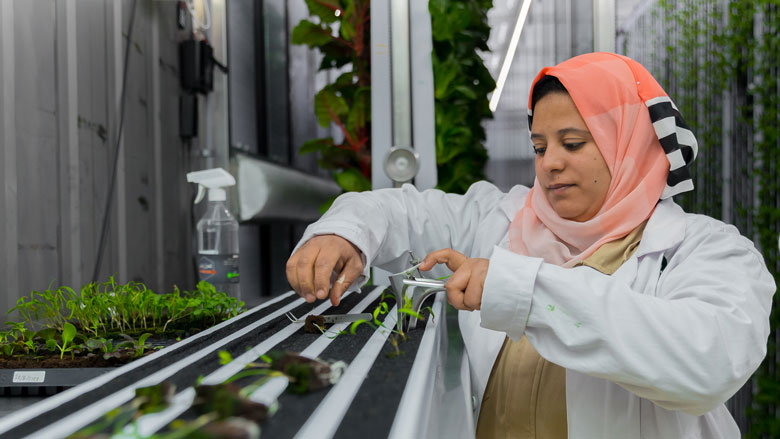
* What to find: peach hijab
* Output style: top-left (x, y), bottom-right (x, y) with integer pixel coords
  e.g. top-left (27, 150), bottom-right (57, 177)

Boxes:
top-left (509, 52), bottom-right (698, 266)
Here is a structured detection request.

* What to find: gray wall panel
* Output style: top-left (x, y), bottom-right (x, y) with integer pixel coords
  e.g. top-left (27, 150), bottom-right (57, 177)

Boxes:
top-left (227, 0), bottom-right (258, 154)
top-left (15, 0), bottom-right (61, 295)
top-left (156, 0), bottom-right (194, 292)
top-left (263, 0), bottom-right (289, 164)
top-left (0, 0), bottom-right (20, 314)
top-left (75, 0), bottom-right (109, 286)
top-left (0, 0), bottom-right (195, 315)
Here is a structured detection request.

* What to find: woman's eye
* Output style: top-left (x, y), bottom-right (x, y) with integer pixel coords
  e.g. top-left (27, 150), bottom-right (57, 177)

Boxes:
top-left (564, 142), bottom-right (585, 151)
top-left (533, 146), bottom-right (546, 155)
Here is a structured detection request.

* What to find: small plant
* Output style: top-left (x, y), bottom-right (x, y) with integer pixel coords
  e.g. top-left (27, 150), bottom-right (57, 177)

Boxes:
top-left (0, 279), bottom-right (244, 367)
top-left (85, 337), bottom-right (125, 360)
top-left (54, 322), bottom-right (78, 359)
top-left (345, 289), bottom-right (436, 357)
top-left (131, 333), bottom-right (152, 358)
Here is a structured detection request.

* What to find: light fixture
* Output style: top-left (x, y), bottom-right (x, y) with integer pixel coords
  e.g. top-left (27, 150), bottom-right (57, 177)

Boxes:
top-left (489, 0), bottom-right (533, 113)
top-left (384, 146), bottom-right (419, 187)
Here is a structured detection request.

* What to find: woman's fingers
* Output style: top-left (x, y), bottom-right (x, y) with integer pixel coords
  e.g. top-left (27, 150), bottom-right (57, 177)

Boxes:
top-left (419, 248), bottom-right (467, 272)
top-left (442, 258), bottom-right (489, 311)
top-left (445, 264), bottom-right (472, 310)
top-left (330, 256), bottom-right (364, 306)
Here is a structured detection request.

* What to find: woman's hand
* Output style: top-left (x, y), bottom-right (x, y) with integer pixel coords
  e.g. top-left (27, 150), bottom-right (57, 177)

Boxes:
top-left (419, 248), bottom-right (489, 311)
top-left (286, 235), bottom-right (364, 306)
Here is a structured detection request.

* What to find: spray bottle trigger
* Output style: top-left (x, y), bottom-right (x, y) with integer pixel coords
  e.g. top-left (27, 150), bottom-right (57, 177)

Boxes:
top-left (194, 184), bottom-right (206, 204)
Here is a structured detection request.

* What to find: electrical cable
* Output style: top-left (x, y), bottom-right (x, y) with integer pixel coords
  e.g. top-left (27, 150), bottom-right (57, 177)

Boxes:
top-left (92, 0), bottom-right (139, 282)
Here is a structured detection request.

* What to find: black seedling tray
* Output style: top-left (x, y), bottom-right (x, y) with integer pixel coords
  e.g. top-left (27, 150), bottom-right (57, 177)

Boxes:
top-left (0, 368), bottom-right (114, 396)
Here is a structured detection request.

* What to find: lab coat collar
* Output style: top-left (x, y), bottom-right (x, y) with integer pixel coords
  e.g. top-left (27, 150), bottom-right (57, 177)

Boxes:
top-left (501, 186), bottom-right (685, 258)
top-left (634, 198), bottom-right (686, 257)
top-left (500, 185), bottom-right (530, 220)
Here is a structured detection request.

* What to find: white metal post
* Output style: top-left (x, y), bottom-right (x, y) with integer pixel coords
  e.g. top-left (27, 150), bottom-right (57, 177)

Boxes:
top-left (592, 0), bottom-right (615, 52)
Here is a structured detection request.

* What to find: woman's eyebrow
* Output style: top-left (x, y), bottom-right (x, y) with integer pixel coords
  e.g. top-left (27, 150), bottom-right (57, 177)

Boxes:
top-left (557, 127), bottom-right (591, 137)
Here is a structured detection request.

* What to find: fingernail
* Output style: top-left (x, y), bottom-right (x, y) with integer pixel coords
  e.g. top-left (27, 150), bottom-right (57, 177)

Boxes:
top-left (305, 294), bottom-right (315, 303)
top-left (316, 289), bottom-right (326, 299)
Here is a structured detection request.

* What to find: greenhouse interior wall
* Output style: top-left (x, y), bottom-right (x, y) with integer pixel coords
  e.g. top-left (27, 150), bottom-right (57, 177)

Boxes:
top-left (618, 0), bottom-right (780, 436)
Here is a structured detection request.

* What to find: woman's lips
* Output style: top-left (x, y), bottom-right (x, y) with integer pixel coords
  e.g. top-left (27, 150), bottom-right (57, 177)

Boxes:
top-left (547, 184), bottom-right (574, 194)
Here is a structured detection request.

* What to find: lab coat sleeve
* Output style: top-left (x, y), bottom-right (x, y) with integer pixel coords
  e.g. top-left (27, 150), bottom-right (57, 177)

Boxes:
top-left (295, 181), bottom-right (506, 287)
top-left (480, 219), bottom-right (775, 416)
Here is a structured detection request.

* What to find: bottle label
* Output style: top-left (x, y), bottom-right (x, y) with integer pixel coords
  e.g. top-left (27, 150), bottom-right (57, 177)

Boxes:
top-left (198, 254), bottom-right (240, 284)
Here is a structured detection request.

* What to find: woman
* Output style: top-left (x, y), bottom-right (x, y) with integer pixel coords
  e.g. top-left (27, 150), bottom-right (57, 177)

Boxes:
top-left (286, 52), bottom-right (774, 438)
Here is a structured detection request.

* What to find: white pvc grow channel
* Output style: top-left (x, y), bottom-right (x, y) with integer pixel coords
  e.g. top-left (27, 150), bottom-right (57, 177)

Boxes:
top-left (0, 286), bottom-right (451, 439)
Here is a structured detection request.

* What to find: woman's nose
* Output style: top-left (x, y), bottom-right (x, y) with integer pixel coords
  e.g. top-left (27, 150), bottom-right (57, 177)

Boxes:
top-left (538, 144), bottom-right (565, 173)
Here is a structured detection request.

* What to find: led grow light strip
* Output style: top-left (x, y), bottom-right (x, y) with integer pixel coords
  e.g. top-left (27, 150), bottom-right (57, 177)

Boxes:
top-left (488, 0), bottom-right (533, 112)
top-left (293, 305), bottom-right (399, 439)
top-left (124, 289), bottom-right (362, 438)
top-left (248, 285), bottom-right (387, 407)
top-left (388, 291), bottom-right (445, 438)
top-left (0, 290), bottom-right (297, 435)
top-left (23, 296), bottom-right (308, 439)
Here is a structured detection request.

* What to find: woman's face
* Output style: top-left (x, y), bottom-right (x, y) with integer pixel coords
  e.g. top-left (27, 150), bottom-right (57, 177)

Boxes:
top-left (531, 92), bottom-right (611, 222)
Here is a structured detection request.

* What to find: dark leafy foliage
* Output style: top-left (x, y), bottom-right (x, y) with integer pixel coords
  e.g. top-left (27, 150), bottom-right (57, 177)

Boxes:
top-left (430, 0), bottom-right (494, 193)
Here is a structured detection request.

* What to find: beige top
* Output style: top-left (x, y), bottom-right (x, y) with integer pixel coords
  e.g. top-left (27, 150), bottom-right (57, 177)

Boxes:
top-left (475, 222), bottom-right (647, 439)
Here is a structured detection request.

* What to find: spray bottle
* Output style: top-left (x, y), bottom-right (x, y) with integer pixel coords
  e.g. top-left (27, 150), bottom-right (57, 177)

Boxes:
top-left (187, 168), bottom-right (240, 299)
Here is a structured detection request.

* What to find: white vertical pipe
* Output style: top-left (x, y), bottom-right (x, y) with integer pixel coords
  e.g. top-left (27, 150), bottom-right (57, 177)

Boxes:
top-left (370, 0), bottom-right (393, 189)
top-left (409, 0), bottom-right (437, 190)
top-left (592, 0), bottom-right (615, 52)
top-left (0, 0), bottom-right (19, 315)
top-left (56, 0), bottom-right (81, 288)
top-left (390, 0), bottom-right (411, 148)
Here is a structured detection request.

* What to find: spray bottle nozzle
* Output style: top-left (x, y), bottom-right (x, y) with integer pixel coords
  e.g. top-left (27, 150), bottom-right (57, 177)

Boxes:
top-left (186, 168), bottom-right (236, 204)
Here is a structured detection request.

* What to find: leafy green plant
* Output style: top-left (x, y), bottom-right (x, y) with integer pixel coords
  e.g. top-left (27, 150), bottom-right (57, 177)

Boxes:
top-left (121, 332), bottom-right (153, 358)
top-left (1, 279), bottom-right (244, 366)
top-left (429, 0), bottom-right (494, 193)
top-left (54, 322), bottom-right (78, 359)
top-left (85, 337), bottom-right (126, 360)
top-left (7, 278), bottom-right (244, 338)
top-left (292, 0), bottom-right (372, 201)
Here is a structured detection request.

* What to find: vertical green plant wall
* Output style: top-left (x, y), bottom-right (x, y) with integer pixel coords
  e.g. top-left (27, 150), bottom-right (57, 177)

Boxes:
top-left (429, 0), bottom-right (495, 194)
top-left (293, 0), bottom-right (495, 198)
top-left (625, 0), bottom-right (779, 436)
top-left (292, 0), bottom-right (372, 197)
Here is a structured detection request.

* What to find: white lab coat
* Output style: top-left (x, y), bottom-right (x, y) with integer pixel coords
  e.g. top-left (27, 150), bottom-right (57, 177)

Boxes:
top-left (298, 181), bottom-right (775, 438)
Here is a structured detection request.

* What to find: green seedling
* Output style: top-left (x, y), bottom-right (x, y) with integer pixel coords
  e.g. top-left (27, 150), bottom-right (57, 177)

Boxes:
top-left (134, 381), bottom-right (176, 415)
top-left (218, 350), bottom-right (233, 365)
top-left (55, 322), bottom-right (78, 359)
top-left (119, 333), bottom-right (152, 358)
top-left (85, 337), bottom-right (128, 360)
